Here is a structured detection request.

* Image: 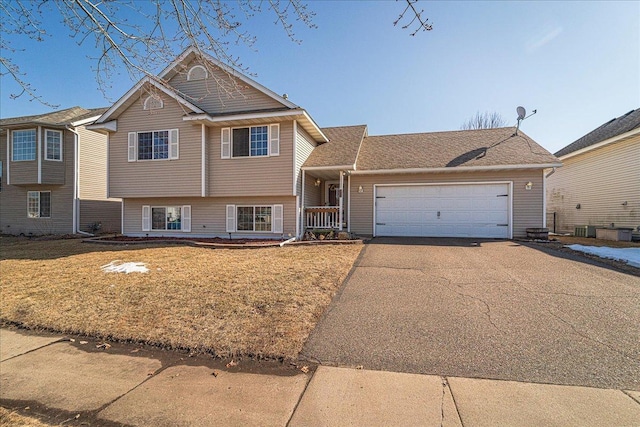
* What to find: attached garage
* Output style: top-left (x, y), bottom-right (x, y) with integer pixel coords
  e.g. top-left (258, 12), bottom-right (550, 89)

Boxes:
top-left (374, 182), bottom-right (512, 238)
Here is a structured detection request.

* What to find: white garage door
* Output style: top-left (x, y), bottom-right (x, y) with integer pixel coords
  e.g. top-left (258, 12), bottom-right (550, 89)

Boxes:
top-left (374, 183), bottom-right (511, 238)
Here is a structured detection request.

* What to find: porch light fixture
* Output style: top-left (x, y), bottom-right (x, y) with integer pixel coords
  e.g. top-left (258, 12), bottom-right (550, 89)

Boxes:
top-left (525, 182), bottom-right (533, 190)
top-left (358, 185), bottom-right (364, 193)
top-left (314, 178), bottom-right (321, 187)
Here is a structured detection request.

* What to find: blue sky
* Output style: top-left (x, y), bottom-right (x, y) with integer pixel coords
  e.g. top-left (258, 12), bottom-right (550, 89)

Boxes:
top-left (1, 1), bottom-right (638, 154)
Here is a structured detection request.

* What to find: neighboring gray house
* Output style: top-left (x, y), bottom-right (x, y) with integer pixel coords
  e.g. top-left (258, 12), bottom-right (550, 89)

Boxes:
top-left (0, 107), bottom-right (122, 235)
top-left (88, 47), bottom-right (560, 239)
top-left (547, 108), bottom-right (640, 234)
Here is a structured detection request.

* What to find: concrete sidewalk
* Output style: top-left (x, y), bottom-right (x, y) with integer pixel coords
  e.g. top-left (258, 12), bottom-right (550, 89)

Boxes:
top-left (1, 328), bottom-right (639, 426)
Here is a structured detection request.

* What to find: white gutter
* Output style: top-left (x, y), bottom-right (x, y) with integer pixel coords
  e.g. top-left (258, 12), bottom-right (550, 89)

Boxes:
top-left (302, 164), bottom-right (356, 171)
top-left (351, 163), bottom-right (563, 175)
top-left (558, 127), bottom-right (640, 160)
top-left (184, 110), bottom-right (328, 142)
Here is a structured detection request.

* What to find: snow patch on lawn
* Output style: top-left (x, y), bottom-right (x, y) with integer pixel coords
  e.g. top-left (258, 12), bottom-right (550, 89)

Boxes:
top-left (567, 245), bottom-right (640, 268)
top-left (101, 261), bottom-right (149, 274)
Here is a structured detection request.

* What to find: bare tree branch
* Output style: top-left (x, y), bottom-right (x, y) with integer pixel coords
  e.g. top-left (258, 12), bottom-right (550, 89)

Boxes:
top-left (0, 0), bottom-right (317, 107)
top-left (461, 111), bottom-right (508, 130)
top-left (394, 0), bottom-right (433, 36)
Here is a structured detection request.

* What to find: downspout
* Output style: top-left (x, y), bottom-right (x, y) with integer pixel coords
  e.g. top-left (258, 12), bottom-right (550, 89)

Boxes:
top-left (66, 125), bottom-right (92, 236)
top-left (545, 167), bottom-right (557, 178)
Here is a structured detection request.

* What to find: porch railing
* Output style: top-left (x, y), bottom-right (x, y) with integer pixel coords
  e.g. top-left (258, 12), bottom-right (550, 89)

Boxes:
top-left (305, 206), bottom-right (340, 229)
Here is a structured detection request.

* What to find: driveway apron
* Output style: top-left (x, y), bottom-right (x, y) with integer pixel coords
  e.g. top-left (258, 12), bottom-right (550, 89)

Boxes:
top-left (301, 238), bottom-right (640, 390)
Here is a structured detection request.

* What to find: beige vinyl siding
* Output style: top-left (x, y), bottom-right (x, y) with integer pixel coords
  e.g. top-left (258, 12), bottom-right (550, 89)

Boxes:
top-left (208, 121), bottom-right (294, 196)
top-left (79, 199), bottom-right (121, 233)
top-left (294, 124), bottom-right (317, 196)
top-left (109, 94), bottom-right (202, 198)
top-left (349, 170), bottom-right (544, 237)
top-left (5, 127), bottom-right (38, 185)
top-left (303, 174), bottom-right (322, 207)
top-left (547, 136), bottom-right (640, 233)
top-left (40, 129), bottom-right (68, 185)
top-left (0, 131), bottom-right (75, 235)
top-left (123, 196), bottom-right (296, 237)
top-left (77, 126), bottom-right (110, 199)
top-left (168, 59), bottom-right (286, 114)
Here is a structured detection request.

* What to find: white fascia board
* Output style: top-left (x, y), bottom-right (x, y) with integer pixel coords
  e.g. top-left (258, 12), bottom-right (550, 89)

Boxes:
top-left (71, 115), bottom-right (103, 127)
top-left (96, 77), bottom-right (203, 124)
top-left (558, 127), bottom-right (640, 160)
top-left (301, 110), bottom-right (329, 143)
top-left (184, 109), bottom-right (302, 123)
top-left (351, 163), bottom-right (563, 175)
top-left (159, 47), bottom-right (299, 109)
top-left (185, 109), bottom-right (328, 143)
top-left (86, 120), bottom-right (117, 133)
top-left (302, 165), bottom-right (356, 171)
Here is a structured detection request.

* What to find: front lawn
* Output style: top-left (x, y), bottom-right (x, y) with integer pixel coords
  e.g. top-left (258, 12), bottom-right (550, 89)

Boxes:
top-left (0, 236), bottom-right (362, 359)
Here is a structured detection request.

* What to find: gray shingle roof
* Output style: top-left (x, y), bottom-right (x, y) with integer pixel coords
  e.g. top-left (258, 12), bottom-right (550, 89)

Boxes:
top-left (554, 108), bottom-right (640, 157)
top-left (303, 125), bottom-right (367, 168)
top-left (356, 127), bottom-right (559, 171)
top-left (0, 106), bottom-right (108, 127)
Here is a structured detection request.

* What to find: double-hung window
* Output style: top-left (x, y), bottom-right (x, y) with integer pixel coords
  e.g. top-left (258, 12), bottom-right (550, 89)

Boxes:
top-left (27, 191), bottom-right (51, 218)
top-left (12, 129), bottom-right (36, 161)
top-left (221, 124), bottom-right (279, 159)
top-left (142, 205), bottom-right (191, 232)
top-left (45, 129), bottom-right (62, 161)
top-left (128, 129), bottom-right (178, 161)
top-left (232, 126), bottom-right (268, 157)
top-left (237, 206), bottom-right (272, 231)
top-left (226, 204), bottom-right (283, 233)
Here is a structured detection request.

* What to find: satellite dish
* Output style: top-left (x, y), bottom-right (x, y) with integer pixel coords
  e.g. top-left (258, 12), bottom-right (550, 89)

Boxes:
top-left (516, 106), bottom-right (526, 120)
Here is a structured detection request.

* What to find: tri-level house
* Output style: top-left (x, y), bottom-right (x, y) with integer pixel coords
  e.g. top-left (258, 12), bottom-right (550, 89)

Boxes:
top-left (0, 107), bottom-right (122, 235)
top-left (89, 48), bottom-right (561, 239)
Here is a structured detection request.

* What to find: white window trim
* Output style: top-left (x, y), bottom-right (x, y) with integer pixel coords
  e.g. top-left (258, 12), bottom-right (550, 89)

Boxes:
top-left (11, 128), bottom-right (37, 162)
top-left (187, 64), bottom-right (208, 81)
top-left (128, 129), bottom-right (179, 162)
top-left (142, 205), bottom-right (191, 232)
top-left (232, 204), bottom-right (283, 233)
top-left (143, 95), bottom-right (164, 110)
top-left (44, 129), bottom-right (63, 161)
top-left (223, 124), bottom-right (280, 159)
top-left (27, 190), bottom-right (51, 219)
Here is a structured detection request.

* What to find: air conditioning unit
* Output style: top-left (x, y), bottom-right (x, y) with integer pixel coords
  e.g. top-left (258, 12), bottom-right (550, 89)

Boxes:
top-left (574, 225), bottom-right (596, 238)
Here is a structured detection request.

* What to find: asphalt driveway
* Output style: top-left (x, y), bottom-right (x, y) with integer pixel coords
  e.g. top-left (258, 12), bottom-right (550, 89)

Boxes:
top-left (301, 238), bottom-right (640, 390)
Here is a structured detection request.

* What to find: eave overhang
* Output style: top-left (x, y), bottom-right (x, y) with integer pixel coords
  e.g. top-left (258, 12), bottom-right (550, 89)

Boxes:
top-left (183, 109), bottom-right (328, 143)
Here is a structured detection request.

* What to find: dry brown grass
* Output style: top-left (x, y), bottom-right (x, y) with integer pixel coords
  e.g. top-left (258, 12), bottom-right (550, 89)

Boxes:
top-left (0, 236), bottom-right (362, 359)
top-left (554, 235), bottom-right (640, 248)
top-left (0, 407), bottom-right (52, 427)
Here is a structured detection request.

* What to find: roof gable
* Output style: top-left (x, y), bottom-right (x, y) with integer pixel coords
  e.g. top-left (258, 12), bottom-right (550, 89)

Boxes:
top-left (555, 108), bottom-right (640, 157)
top-left (303, 125), bottom-right (368, 169)
top-left (95, 77), bottom-right (203, 124)
top-left (159, 47), bottom-right (297, 112)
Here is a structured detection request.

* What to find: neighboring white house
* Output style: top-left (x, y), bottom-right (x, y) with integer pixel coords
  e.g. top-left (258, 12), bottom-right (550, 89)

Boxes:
top-left (546, 108), bottom-right (640, 235)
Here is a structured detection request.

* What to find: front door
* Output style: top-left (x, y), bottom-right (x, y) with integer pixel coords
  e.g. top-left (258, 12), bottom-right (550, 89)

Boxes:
top-left (327, 182), bottom-right (339, 206)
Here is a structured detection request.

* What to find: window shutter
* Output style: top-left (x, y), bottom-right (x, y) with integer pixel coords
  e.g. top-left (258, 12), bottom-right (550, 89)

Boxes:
top-left (226, 204), bottom-right (236, 232)
top-left (269, 124), bottom-right (280, 156)
top-left (142, 205), bottom-right (150, 231)
top-left (272, 204), bottom-right (283, 233)
top-left (169, 129), bottom-right (179, 159)
top-left (221, 128), bottom-right (231, 159)
top-left (182, 205), bottom-right (191, 232)
top-left (128, 132), bottom-right (137, 162)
